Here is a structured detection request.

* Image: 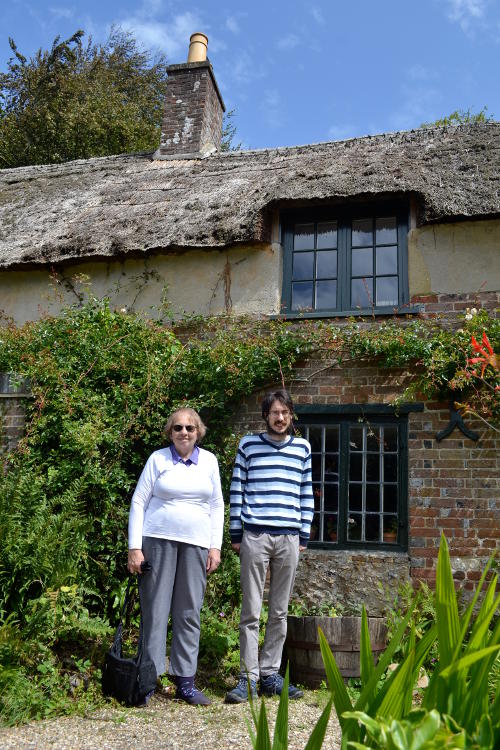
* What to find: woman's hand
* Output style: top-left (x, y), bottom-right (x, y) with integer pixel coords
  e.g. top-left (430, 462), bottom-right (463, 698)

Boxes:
top-left (128, 548), bottom-right (145, 574)
top-left (206, 548), bottom-right (221, 574)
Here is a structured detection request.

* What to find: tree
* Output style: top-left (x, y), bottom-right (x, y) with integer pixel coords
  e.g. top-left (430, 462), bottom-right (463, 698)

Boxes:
top-left (0, 28), bottom-right (170, 168)
top-left (421, 106), bottom-right (495, 128)
top-left (0, 28), bottom-right (240, 169)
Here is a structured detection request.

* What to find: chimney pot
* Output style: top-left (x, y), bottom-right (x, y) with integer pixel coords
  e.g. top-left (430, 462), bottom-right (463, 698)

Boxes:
top-left (187, 33), bottom-right (208, 63)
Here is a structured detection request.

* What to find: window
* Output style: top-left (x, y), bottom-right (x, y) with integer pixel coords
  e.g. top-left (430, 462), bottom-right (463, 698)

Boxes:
top-left (297, 411), bottom-right (409, 550)
top-left (281, 204), bottom-right (409, 316)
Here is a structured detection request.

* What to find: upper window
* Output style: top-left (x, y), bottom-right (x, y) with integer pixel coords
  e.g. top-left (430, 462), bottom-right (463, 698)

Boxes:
top-left (281, 204), bottom-right (409, 316)
top-left (297, 411), bottom-right (408, 550)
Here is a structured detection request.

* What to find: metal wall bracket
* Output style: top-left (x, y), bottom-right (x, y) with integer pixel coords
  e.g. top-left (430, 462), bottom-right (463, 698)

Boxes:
top-left (435, 400), bottom-right (479, 442)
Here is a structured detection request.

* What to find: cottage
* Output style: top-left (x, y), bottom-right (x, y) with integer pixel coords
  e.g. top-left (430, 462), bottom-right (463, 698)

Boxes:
top-left (0, 34), bottom-right (498, 612)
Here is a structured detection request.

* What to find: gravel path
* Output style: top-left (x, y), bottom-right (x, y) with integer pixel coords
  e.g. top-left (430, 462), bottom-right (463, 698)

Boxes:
top-left (0, 692), bottom-right (341, 749)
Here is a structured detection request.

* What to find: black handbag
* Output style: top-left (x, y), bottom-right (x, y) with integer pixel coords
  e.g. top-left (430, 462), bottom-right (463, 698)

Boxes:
top-left (102, 576), bottom-right (157, 705)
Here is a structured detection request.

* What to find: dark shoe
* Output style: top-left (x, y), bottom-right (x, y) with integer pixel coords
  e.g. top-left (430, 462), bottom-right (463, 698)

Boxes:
top-left (175, 685), bottom-right (211, 705)
top-left (136, 689), bottom-right (155, 706)
top-left (260, 672), bottom-right (303, 699)
top-left (225, 677), bottom-right (258, 704)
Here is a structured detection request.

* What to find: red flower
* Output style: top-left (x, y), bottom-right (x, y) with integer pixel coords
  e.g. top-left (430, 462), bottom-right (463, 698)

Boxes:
top-left (468, 332), bottom-right (498, 378)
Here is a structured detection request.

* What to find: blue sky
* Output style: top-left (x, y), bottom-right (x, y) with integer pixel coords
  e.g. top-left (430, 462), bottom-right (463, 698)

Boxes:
top-left (1, 0), bottom-right (499, 150)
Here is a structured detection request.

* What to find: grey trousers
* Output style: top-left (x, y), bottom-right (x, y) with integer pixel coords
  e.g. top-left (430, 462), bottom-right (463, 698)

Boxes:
top-left (138, 536), bottom-right (208, 677)
top-left (239, 531), bottom-right (300, 682)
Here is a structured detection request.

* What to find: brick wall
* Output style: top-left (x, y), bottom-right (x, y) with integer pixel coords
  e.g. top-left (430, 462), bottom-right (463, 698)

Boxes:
top-left (230, 351), bottom-right (499, 610)
top-left (413, 290), bottom-right (500, 324)
top-left (156, 61), bottom-right (224, 157)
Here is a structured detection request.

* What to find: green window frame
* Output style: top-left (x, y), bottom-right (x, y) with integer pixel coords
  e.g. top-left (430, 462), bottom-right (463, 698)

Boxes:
top-left (296, 409), bottom-right (410, 551)
top-left (281, 203), bottom-right (409, 316)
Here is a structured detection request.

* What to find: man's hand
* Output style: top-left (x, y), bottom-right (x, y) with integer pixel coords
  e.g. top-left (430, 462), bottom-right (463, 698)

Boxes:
top-left (231, 542), bottom-right (241, 555)
top-left (299, 545), bottom-right (306, 552)
top-left (207, 548), bottom-right (221, 574)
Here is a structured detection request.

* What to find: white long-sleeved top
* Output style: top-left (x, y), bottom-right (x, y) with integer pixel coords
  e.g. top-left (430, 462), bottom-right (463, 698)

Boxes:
top-left (128, 446), bottom-right (224, 551)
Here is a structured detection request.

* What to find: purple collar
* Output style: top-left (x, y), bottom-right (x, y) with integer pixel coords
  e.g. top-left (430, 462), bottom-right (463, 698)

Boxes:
top-left (170, 444), bottom-right (199, 465)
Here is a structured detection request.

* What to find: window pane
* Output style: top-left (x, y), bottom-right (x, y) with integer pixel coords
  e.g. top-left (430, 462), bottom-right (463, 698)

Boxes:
top-left (349, 427), bottom-right (363, 451)
top-left (366, 428), bottom-right (380, 452)
top-left (384, 454), bottom-right (398, 482)
top-left (325, 426), bottom-right (339, 453)
top-left (325, 514), bottom-right (338, 541)
top-left (349, 483), bottom-right (362, 511)
top-left (366, 483), bottom-right (381, 512)
top-left (383, 426), bottom-right (398, 452)
top-left (324, 484), bottom-right (338, 512)
top-left (383, 515), bottom-right (398, 542)
top-left (316, 249), bottom-right (337, 278)
top-left (316, 280), bottom-right (337, 309)
top-left (376, 276), bottom-right (398, 307)
top-left (312, 453), bottom-right (322, 481)
top-left (292, 282), bottom-right (313, 310)
top-left (325, 453), bottom-right (339, 481)
top-left (349, 453), bottom-right (362, 480)
top-left (352, 218), bottom-right (373, 246)
top-left (317, 221), bottom-right (338, 249)
top-left (294, 224), bottom-right (314, 250)
top-left (365, 514), bottom-right (380, 541)
top-left (308, 426), bottom-right (322, 452)
top-left (351, 278), bottom-right (373, 308)
top-left (310, 513), bottom-right (320, 541)
top-left (292, 251), bottom-right (314, 280)
top-left (376, 217), bottom-right (397, 244)
top-left (366, 453), bottom-right (380, 481)
top-left (376, 246), bottom-right (398, 275)
top-left (352, 248), bottom-right (373, 276)
top-left (313, 484), bottom-right (321, 511)
top-left (384, 484), bottom-right (398, 513)
top-left (348, 513), bottom-right (362, 540)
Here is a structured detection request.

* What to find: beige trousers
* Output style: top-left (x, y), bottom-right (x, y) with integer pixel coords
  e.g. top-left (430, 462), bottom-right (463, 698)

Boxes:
top-left (239, 531), bottom-right (300, 682)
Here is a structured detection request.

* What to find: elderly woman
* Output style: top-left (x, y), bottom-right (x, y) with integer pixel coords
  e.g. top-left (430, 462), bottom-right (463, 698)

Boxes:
top-left (127, 407), bottom-right (224, 705)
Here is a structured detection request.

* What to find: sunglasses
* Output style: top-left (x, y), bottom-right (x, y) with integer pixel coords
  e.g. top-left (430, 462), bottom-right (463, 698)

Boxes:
top-left (173, 424), bottom-right (196, 433)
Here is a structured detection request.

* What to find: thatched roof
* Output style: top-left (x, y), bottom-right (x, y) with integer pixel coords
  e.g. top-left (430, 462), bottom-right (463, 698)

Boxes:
top-left (0, 122), bottom-right (499, 270)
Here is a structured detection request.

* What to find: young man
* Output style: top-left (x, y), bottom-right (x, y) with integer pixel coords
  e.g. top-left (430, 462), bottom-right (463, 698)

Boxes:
top-left (225, 389), bottom-right (314, 703)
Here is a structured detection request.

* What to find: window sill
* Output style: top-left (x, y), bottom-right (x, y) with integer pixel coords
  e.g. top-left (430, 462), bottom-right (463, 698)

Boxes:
top-left (271, 305), bottom-right (423, 321)
top-left (306, 542), bottom-right (408, 553)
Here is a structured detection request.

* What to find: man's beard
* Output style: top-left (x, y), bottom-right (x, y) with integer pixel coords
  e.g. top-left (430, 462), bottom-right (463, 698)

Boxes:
top-left (265, 418), bottom-right (289, 439)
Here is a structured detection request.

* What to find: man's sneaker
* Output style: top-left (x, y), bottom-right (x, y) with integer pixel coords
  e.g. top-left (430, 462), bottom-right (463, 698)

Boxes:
top-left (260, 672), bottom-right (304, 699)
top-left (225, 677), bottom-right (258, 704)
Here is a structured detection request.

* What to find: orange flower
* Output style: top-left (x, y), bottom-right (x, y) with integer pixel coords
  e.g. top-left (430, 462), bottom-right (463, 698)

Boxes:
top-left (468, 332), bottom-right (498, 378)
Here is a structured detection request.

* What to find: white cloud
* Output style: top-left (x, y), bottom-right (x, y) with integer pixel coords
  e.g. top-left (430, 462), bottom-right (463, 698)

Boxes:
top-left (445, 0), bottom-right (486, 32)
top-left (120, 11), bottom-right (203, 59)
top-left (260, 88), bottom-right (284, 129)
top-left (310, 6), bottom-right (325, 24)
top-left (226, 16), bottom-right (240, 34)
top-left (277, 33), bottom-right (300, 50)
top-left (327, 124), bottom-right (356, 141)
top-left (406, 64), bottom-right (436, 82)
top-left (49, 7), bottom-right (74, 20)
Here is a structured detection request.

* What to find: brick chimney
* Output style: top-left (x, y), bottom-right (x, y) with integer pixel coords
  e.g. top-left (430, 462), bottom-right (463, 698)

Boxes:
top-left (154, 33), bottom-right (225, 159)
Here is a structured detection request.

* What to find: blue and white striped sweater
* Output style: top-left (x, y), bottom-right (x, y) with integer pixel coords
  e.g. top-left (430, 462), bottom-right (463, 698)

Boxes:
top-left (229, 434), bottom-right (314, 545)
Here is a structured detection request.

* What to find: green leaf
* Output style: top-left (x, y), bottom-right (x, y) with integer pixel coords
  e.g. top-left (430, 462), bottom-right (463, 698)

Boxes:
top-left (376, 648), bottom-right (415, 720)
top-left (254, 700), bottom-right (272, 750)
top-left (435, 533), bottom-right (460, 668)
top-left (271, 665), bottom-right (289, 750)
top-left (304, 698), bottom-right (333, 750)
top-left (408, 710), bottom-right (441, 750)
top-left (439, 644), bottom-right (500, 678)
top-left (318, 627), bottom-right (353, 731)
top-left (360, 606), bottom-right (374, 687)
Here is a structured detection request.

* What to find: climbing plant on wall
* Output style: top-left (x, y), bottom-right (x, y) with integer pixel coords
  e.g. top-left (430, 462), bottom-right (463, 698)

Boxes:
top-left (0, 297), bottom-right (497, 724)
